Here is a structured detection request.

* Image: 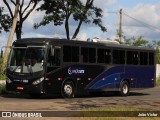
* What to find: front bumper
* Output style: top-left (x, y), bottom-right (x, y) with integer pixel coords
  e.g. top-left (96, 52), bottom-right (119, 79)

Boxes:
top-left (6, 82), bottom-right (44, 94)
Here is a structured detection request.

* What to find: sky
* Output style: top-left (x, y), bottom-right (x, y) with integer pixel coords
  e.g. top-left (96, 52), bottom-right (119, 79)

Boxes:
top-left (0, 0), bottom-right (160, 48)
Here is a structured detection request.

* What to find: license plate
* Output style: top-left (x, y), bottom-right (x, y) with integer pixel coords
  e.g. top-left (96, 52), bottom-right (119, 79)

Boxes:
top-left (17, 86), bottom-right (24, 90)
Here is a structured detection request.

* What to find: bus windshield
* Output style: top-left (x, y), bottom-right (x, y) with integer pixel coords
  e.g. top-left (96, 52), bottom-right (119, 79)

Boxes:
top-left (8, 47), bottom-right (45, 74)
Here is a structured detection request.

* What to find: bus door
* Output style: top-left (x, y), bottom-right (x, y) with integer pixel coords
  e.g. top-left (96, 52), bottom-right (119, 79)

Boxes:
top-left (45, 46), bottom-right (61, 92)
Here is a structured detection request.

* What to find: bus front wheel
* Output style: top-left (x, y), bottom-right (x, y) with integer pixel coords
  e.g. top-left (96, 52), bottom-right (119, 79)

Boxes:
top-left (61, 81), bottom-right (75, 98)
top-left (120, 81), bottom-right (130, 96)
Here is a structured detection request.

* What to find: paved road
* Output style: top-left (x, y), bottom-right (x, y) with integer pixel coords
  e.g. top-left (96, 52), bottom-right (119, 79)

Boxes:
top-left (0, 87), bottom-right (160, 112)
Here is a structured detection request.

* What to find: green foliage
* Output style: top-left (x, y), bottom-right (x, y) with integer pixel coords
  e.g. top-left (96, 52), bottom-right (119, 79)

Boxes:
top-left (35, 0), bottom-right (107, 39)
top-left (152, 40), bottom-right (160, 46)
top-left (157, 76), bottom-right (160, 86)
top-left (3, 0), bottom-right (40, 39)
top-left (132, 36), bottom-right (148, 46)
top-left (151, 40), bottom-right (160, 64)
top-left (0, 57), bottom-right (2, 64)
top-left (121, 36), bottom-right (148, 46)
top-left (156, 50), bottom-right (160, 64)
top-left (116, 30), bottom-right (149, 46)
top-left (0, 7), bottom-right (12, 33)
top-left (0, 57), bottom-right (6, 80)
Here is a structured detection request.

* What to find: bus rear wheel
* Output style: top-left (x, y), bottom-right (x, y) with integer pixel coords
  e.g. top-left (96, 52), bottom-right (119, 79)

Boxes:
top-left (120, 81), bottom-right (130, 96)
top-left (61, 81), bottom-right (75, 98)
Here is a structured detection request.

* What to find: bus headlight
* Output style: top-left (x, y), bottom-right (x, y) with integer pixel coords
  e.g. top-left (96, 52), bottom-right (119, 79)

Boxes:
top-left (6, 77), bottom-right (12, 83)
top-left (32, 77), bottom-right (44, 85)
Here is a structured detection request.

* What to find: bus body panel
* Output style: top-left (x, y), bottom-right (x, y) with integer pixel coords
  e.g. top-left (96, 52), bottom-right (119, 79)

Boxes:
top-left (5, 38), bottom-right (156, 97)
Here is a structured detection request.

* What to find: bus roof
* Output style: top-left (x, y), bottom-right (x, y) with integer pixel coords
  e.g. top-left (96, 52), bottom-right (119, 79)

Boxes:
top-left (14, 38), bottom-right (155, 51)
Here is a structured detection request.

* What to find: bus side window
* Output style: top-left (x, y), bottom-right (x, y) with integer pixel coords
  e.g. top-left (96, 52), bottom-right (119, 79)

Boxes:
top-left (72, 46), bottom-right (79, 62)
top-left (113, 50), bottom-right (125, 64)
top-left (140, 52), bottom-right (148, 65)
top-left (63, 46), bottom-right (79, 62)
top-left (63, 46), bottom-right (72, 62)
top-left (81, 47), bottom-right (89, 63)
top-left (133, 52), bottom-right (139, 65)
top-left (89, 48), bottom-right (96, 63)
top-left (149, 53), bottom-right (154, 65)
top-left (127, 51), bottom-right (133, 65)
top-left (105, 49), bottom-right (111, 64)
top-left (97, 49), bottom-right (105, 63)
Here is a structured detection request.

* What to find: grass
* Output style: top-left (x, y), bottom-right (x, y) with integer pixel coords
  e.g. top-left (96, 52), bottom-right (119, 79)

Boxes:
top-left (75, 106), bottom-right (160, 120)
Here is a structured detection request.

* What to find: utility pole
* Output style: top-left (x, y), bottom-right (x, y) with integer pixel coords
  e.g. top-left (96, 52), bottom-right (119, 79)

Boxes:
top-left (119, 9), bottom-right (122, 43)
top-left (3, 0), bottom-right (19, 65)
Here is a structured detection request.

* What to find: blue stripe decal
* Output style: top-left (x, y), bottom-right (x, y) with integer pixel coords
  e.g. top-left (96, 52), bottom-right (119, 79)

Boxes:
top-left (86, 66), bottom-right (155, 90)
top-left (89, 73), bottom-right (120, 89)
top-left (86, 66), bottom-right (125, 89)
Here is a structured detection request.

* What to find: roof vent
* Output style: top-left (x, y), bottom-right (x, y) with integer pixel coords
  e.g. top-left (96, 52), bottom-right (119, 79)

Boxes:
top-left (89, 38), bottom-right (120, 44)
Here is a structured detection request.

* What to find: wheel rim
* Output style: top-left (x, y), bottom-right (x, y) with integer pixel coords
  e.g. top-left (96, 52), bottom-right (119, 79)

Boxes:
top-left (122, 84), bottom-right (128, 94)
top-left (64, 84), bottom-right (72, 95)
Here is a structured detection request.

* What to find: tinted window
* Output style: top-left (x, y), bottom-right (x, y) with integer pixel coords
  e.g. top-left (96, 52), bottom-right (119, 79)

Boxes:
top-left (97, 49), bottom-right (105, 63)
top-left (149, 53), bottom-right (154, 65)
top-left (81, 47), bottom-right (96, 63)
top-left (72, 46), bottom-right (79, 62)
top-left (63, 46), bottom-right (71, 62)
top-left (127, 51), bottom-right (132, 64)
top-left (113, 50), bottom-right (125, 64)
top-left (127, 51), bottom-right (139, 65)
top-left (47, 48), bottom-right (61, 66)
top-left (105, 49), bottom-right (111, 64)
top-left (97, 49), bottom-right (111, 64)
top-left (140, 52), bottom-right (148, 65)
top-left (81, 47), bottom-right (88, 63)
top-left (89, 48), bottom-right (96, 63)
top-left (133, 52), bottom-right (139, 65)
top-left (63, 46), bottom-right (79, 62)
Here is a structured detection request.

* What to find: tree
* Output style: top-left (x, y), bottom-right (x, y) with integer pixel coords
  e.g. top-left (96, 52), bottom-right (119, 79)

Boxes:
top-left (152, 40), bottom-right (160, 47)
top-left (120, 35), bottom-right (148, 46)
top-left (132, 36), bottom-right (148, 46)
top-left (152, 40), bottom-right (160, 64)
top-left (3, 0), bottom-right (40, 39)
top-left (3, 0), bottom-right (19, 65)
top-left (0, 7), bottom-right (12, 33)
top-left (34, 0), bottom-right (107, 40)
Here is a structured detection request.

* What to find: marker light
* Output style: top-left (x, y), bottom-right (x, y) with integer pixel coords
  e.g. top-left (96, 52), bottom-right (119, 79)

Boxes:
top-left (58, 78), bottom-right (63, 80)
top-left (45, 77), bottom-right (50, 81)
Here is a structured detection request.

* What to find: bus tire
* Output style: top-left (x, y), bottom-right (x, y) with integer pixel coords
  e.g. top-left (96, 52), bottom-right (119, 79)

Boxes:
top-left (61, 81), bottom-right (75, 98)
top-left (120, 81), bottom-right (130, 96)
top-left (29, 93), bottom-right (41, 98)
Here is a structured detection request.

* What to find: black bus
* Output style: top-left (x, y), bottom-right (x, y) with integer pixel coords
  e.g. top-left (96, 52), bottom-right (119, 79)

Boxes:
top-left (5, 38), bottom-right (156, 98)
